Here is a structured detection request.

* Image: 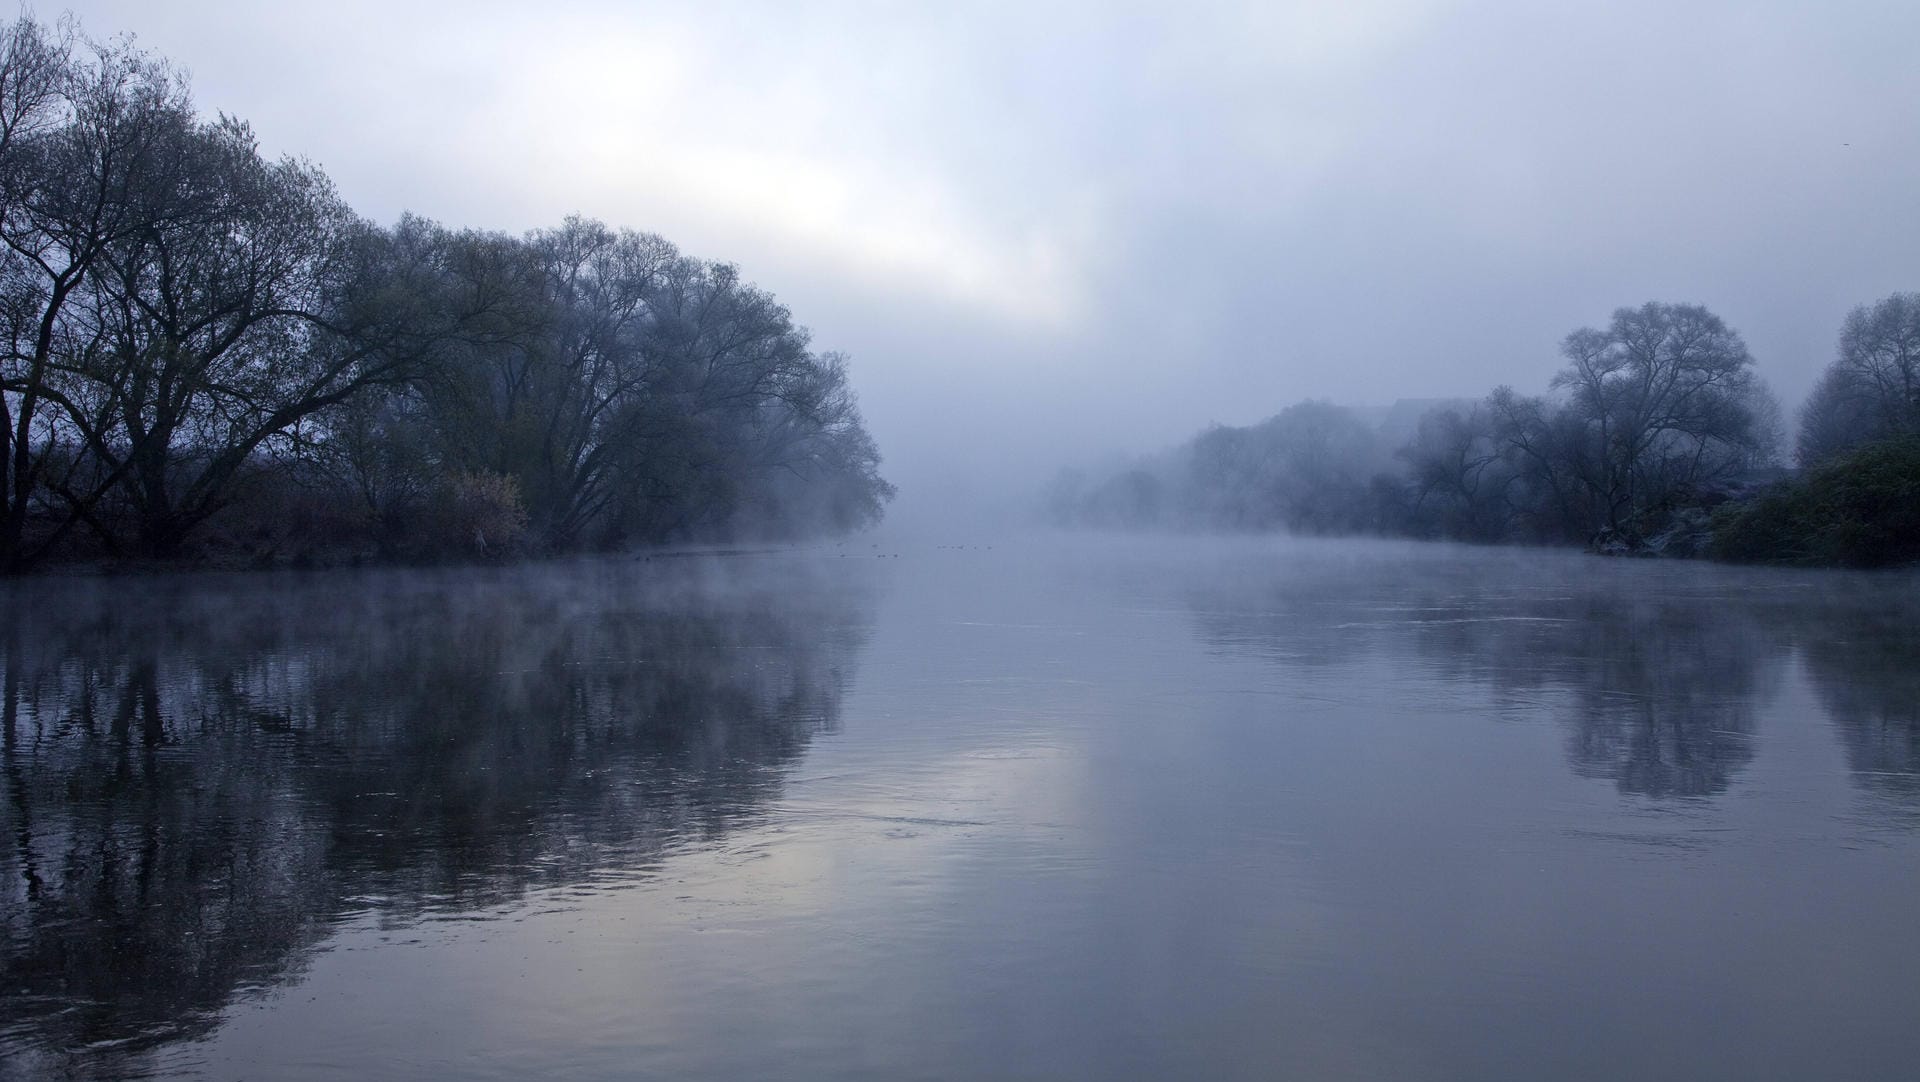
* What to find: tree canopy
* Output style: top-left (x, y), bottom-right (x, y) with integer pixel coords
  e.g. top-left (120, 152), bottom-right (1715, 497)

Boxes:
top-left (0, 14), bottom-right (891, 571)
top-left (1797, 292), bottom-right (1920, 466)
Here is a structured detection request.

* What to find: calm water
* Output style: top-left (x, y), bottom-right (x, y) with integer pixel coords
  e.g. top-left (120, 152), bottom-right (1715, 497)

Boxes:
top-left (3, 536), bottom-right (1918, 1080)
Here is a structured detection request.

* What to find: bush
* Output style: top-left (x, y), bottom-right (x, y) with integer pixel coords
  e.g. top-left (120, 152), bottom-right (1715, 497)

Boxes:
top-left (1709, 437), bottom-right (1920, 567)
top-left (405, 472), bottom-right (531, 562)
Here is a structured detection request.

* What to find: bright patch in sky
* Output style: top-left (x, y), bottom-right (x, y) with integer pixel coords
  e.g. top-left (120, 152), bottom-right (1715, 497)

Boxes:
top-left (50, 0), bottom-right (1920, 502)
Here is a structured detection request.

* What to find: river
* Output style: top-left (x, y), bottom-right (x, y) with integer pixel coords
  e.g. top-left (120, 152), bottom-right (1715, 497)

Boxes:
top-left (3, 536), bottom-right (1917, 1080)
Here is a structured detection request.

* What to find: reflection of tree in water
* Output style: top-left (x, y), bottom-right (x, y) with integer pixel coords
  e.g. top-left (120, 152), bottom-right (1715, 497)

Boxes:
top-left (0, 557), bottom-right (874, 1076)
top-left (1183, 550), bottom-right (1785, 800)
top-left (1421, 592), bottom-right (1777, 800)
top-left (1798, 601), bottom-right (1920, 814)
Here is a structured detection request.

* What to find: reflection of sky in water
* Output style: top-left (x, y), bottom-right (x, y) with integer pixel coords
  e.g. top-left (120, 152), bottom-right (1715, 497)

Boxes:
top-left (5, 538), bottom-right (1920, 1080)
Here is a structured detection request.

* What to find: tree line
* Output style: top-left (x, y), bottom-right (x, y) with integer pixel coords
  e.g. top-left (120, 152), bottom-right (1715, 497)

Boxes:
top-left (1048, 295), bottom-right (1920, 567)
top-left (0, 15), bottom-right (892, 573)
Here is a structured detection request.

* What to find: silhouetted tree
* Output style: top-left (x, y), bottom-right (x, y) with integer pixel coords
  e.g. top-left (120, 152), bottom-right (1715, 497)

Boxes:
top-left (1550, 302), bottom-right (1776, 541)
top-left (1797, 292), bottom-right (1920, 466)
top-left (1398, 403), bottom-right (1511, 541)
top-left (0, 15), bottom-right (891, 571)
top-left (396, 218), bottom-right (893, 550)
top-left (1050, 306), bottom-right (1778, 551)
top-left (0, 20), bottom-right (183, 566)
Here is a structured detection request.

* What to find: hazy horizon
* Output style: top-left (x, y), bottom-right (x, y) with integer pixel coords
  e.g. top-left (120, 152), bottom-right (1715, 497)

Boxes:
top-left (50, 0), bottom-right (1920, 528)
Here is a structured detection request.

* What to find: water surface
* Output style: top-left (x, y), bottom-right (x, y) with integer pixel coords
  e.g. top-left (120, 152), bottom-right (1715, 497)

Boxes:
top-left (3, 537), bottom-right (1918, 1080)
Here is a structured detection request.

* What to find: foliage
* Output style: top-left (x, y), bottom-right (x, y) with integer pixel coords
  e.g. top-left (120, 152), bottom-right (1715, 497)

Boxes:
top-left (0, 15), bottom-right (890, 572)
top-left (410, 471), bottom-right (530, 561)
top-left (1708, 436), bottom-right (1920, 568)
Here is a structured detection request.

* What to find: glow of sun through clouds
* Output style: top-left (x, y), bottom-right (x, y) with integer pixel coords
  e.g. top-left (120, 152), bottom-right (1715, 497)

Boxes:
top-left (66, 0), bottom-right (1094, 330)
top-left (323, 0), bottom-right (1452, 336)
top-left (525, 85), bottom-right (1094, 330)
top-left (63, 0), bottom-right (1452, 341)
top-left (456, 8), bottom-right (1099, 331)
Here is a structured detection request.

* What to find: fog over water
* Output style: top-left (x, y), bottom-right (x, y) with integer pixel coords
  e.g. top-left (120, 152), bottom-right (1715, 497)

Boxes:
top-left (4, 538), bottom-right (1919, 1079)
top-left (6, 4), bottom-right (1920, 1078)
top-left (48, 1), bottom-right (1920, 521)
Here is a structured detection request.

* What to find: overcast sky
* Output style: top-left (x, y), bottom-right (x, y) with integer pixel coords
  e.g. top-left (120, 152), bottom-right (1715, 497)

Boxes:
top-left (54, 0), bottom-right (1920, 521)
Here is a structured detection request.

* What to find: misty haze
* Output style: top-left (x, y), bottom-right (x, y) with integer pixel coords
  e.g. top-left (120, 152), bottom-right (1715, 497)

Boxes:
top-left (3, 3), bottom-right (1919, 1081)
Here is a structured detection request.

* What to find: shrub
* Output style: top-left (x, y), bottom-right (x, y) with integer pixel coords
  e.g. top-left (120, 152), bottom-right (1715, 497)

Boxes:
top-left (408, 472), bottom-right (531, 561)
top-left (1709, 437), bottom-right (1920, 568)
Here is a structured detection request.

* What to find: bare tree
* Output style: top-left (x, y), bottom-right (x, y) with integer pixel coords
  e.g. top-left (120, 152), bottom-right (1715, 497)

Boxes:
top-left (0, 15), bottom-right (71, 555)
top-left (1398, 403), bottom-right (1511, 541)
top-left (1484, 385), bottom-right (1601, 543)
top-left (604, 254), bottom-right (823, 542)
top-left (1797, 292), bottom-right (1920, 465)
top-left (1551, 302), bottom-right (1775, 539)
top-left (0, 22), bottom-right (183, 567)
top-left (404, 217), bottom-right (891, 549)
top-left (727, 349), bottom-right (893, 535)
top-left (59, 107), bottom-right (436, 557)
top-left (407, 220), bottom-right (669, 548)
top-left (2, 16), bottom-right (893, 569)
top-left (520, 218), bottom-right (677, 544)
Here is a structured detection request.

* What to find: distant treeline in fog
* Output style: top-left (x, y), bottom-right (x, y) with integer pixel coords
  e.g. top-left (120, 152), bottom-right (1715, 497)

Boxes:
top-left (0, 15), bottom-right (892, 573)
top-left (1049, 296), bottom-right (1920, 568)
